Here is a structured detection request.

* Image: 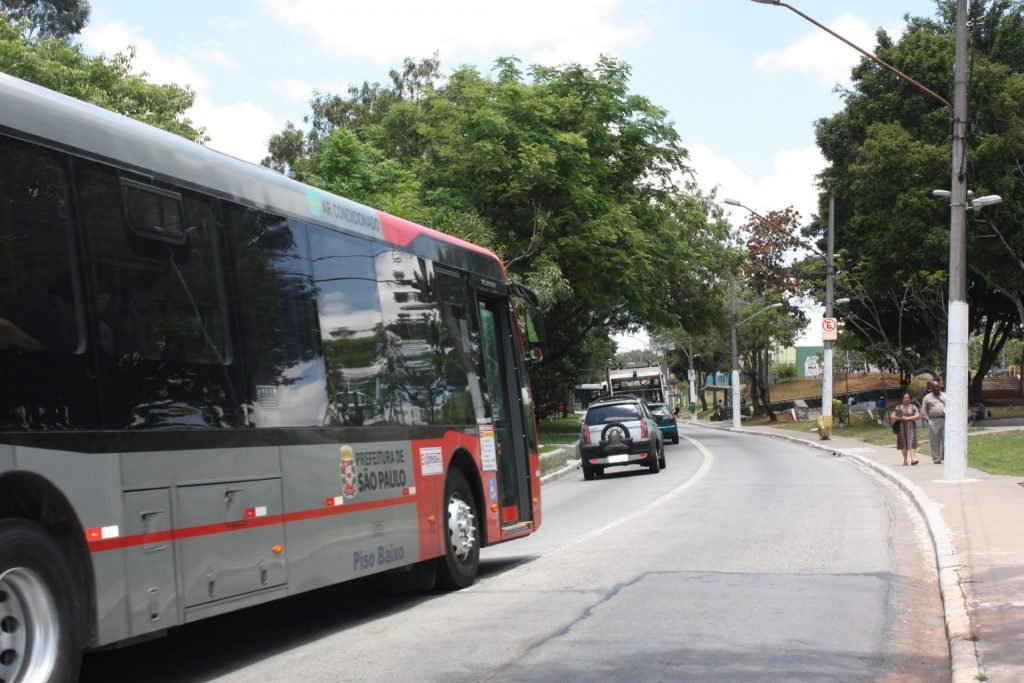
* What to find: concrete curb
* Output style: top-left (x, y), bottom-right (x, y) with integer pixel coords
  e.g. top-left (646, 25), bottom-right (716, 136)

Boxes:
top-left (691, 423), bottom-right (981, 682)
top-left (539, 443), bottom-right (580, 484)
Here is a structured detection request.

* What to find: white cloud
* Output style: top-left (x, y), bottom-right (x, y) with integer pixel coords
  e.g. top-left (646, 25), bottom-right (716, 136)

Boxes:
top-left (81, 21), bottom-right (281, 165)
top-left (271, 78), bottom-right (350, 106)
top-left (191, 96), bottom-right (281, 164)
top-left (80, 21), bottom-right (210, 91)
top-left (256, 0), bottom-right (649, 66)
top-left (271, 79), bottom-right (317, 106)
top-left (754, 13), bottom-right (898, 87)
top-left (195, 44), bottom-right (239, 70)
top-left (688, 142), bottom-right (825, 223)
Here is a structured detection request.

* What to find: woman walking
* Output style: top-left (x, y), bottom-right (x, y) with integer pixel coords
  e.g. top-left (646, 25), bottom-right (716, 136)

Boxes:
top-left (891, 392), bottom-right (921, 466)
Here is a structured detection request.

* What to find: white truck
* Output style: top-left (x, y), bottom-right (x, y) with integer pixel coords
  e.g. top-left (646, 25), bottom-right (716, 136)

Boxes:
top-left (606, 363), bottom-right (666, 404)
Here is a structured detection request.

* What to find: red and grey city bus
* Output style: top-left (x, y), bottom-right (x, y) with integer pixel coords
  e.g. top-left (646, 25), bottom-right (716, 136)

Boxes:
top-left (0, 73), bottom-right (545, 681)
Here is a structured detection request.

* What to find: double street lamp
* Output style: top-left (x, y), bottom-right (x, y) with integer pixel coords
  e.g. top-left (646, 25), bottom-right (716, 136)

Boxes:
top-left (751, 0), bottom-right (973, 480)
top-left (679, 347), bottom-right (700, 421)
top-left (724, 196), bottom-right (847, 436)
top-left (729, 279), bottom-right (782, 429)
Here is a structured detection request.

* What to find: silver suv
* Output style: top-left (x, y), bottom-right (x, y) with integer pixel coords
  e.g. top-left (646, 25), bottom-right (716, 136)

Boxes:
top-left (578, 395), bottom-right (665, 480)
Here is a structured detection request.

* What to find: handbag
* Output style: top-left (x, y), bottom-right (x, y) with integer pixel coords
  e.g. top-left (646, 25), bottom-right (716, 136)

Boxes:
top-left (891, 420), bottom-right (899, 434)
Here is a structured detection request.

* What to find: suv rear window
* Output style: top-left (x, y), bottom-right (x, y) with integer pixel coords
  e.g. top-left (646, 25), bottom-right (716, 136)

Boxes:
top-left (586, 403), bottom-right (641, 425)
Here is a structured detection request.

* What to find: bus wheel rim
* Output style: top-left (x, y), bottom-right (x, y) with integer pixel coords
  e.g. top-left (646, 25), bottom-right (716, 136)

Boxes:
top-left (0, 567), bottom-right (60, 683)
top-left (447, 494), bottom-right (476, 560)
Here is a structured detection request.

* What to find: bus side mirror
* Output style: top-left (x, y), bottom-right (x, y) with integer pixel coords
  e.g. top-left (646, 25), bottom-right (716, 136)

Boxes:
top-left (510, 282), bottom-right (545, 363)
top-left (525, 305), bottom-right (545, 363)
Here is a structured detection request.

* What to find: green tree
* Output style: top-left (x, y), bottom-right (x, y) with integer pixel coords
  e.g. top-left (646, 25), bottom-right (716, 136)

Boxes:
top-left (2, 0), bottom-right (89, 39)
top-left (774, 362), bottom-right (798, 381)
top-left (732, 206), bottom-right (808, 419)
top-left (0, 15), bottom-right (206, 142)
top-left (265, 55), bottom-right (731, 402)
top-left (813, 0), bottom-right (1024, 397)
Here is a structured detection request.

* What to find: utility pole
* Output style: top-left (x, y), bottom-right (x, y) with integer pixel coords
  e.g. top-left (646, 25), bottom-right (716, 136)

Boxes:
top-left (687, 348), bottom-right (697, 421)
top-left (821, 195), bottom-right (836, 438)
top-left (945, 0), bottom-right (969, 481)
top-left (730, 279), bottom-right (742, 429)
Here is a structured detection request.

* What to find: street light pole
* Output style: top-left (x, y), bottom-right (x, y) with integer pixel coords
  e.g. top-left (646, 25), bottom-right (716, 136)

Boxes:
top-left (821, 195), bottom-right (836, 438)
top-left (729, 278), bottom-right (783, 430)
top-left (688, 352), bottom-right (698, 420)
top-left (730, 279), bottom-right (742, 429)
top-left (682, 347), bottom-right (699, 421)
top-left (945, 0), bottom-right (969, 481)
top-left (750, 0), bottom-right (969, 479)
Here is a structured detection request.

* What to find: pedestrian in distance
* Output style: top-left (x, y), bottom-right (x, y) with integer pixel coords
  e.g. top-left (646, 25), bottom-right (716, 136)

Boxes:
top-left (921, 381), bottom-right (947, 463)
top-left (875, 394), bottom-right (887, 425)
top-left (969, 401), bottom-right (985, 427)
top-left (891, 392), bottom-right (921, 466)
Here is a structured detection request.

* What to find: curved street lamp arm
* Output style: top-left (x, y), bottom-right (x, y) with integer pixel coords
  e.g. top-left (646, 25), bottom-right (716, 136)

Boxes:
top-left (736, 303), bottom-right (783, 327)
top-left (753, 1), bottom-right (952, 111)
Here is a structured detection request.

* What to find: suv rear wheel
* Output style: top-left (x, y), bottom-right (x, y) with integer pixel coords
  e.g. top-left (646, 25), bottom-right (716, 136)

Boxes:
top-left (647, 442), bottom-right (661, 474)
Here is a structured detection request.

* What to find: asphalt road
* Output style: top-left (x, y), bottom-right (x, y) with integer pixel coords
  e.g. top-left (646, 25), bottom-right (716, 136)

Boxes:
top-left (79, 426), bottom-right (949, 681)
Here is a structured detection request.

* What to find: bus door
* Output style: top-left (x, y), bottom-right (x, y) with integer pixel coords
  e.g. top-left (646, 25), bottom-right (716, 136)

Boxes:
top-left (476, 295), bottom-right (531, 528)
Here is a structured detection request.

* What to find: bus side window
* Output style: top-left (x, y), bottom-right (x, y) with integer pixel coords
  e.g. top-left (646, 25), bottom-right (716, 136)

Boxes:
top-left (76, 160), bottom-right (238, 429)
top-left (224, 206), bottom-right (322, 428)
top-left (308, 226), bottom-right (386, 427)
top-left (0, 135), bottom-right (95, 430)
top-left (431, 267), bottom-right (482, 424)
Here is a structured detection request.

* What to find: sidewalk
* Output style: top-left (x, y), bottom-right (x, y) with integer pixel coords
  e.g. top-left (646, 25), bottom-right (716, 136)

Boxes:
top-left (709, 421), bottom-right (1024, 683)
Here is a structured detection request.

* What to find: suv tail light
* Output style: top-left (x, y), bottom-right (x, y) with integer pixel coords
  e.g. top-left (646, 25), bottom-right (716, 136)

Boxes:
top-left (640, 419), bottom-right (648, 438)
top-left (582, 426), bottom-right (591, 444)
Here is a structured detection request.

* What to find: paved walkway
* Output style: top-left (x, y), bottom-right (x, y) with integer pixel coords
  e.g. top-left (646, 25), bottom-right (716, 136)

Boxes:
top-left (700, 421), bottom-right (1024, 683)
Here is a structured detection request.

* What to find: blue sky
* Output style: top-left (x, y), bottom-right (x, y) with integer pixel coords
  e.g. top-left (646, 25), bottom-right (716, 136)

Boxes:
top-left (78, 0), bottom-right (943, 350)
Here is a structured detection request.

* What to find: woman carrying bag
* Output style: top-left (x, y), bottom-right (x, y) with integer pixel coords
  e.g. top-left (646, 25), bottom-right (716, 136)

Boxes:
top-left (891, 392), bottom-right (921, 466)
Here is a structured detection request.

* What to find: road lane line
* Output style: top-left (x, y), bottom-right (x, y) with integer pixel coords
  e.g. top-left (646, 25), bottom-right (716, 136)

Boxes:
top-left (474, 434), bottom-right (715, 583)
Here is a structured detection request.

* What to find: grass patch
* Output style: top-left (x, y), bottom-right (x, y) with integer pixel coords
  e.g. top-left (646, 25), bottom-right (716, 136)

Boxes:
top-left (968, 430), bottom-right (1024, 476)
top-left (537, 415), bottom-right (580, 452)
top-left (537, 415), bottom-right (580, 434)
top-left (759, 411), bottom-right (1024, 476)
top-left (538, 432), bottom-right (579, 446)
top-left (768, 413), bottom-right (908, 446)
top-left (983, 405), bottom-right (1024, 419)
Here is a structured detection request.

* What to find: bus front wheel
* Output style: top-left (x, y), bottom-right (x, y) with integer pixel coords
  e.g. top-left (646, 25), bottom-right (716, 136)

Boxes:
top-left (0, 519), bottom-right (81, 683)
top-left (436, 470), bottom-right (480, 590)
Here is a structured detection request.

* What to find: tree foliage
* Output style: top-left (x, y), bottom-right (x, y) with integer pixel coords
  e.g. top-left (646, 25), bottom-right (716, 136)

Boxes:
top-left (266, 55), bottom-right (732, 400)
top-left (730, 207), bottom-right (808, 418)
top-left (0, 14), bottom-right (206, 142)
top-left (813, 0), bottom-right (1024, 394)
top-left (1, 0), bottom-right (89, 39)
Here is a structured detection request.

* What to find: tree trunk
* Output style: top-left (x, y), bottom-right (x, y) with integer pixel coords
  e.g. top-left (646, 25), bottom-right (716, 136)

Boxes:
top-left (759, 346), bottom-right (776, 421)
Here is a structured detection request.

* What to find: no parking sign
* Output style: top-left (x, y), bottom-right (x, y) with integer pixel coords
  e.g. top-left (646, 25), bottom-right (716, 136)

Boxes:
top-left (822, 317), bottom-right (838, 342)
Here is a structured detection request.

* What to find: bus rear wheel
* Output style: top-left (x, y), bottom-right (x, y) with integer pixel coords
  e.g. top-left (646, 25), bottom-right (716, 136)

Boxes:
top-left (0, 519), bottom-right (81, 683)
top-left (436, 470), bottom-right (480, 590)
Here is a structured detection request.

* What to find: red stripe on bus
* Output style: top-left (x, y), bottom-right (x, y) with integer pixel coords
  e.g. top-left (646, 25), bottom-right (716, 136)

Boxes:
top-left (378, 212), bottom-right (499, 260)
top-left (86, 497), bottom-right (410, 553)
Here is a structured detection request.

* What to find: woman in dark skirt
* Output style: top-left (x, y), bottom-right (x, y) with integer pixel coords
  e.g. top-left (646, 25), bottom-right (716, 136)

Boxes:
top-left (891, 392), bottom-right (921, 466)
